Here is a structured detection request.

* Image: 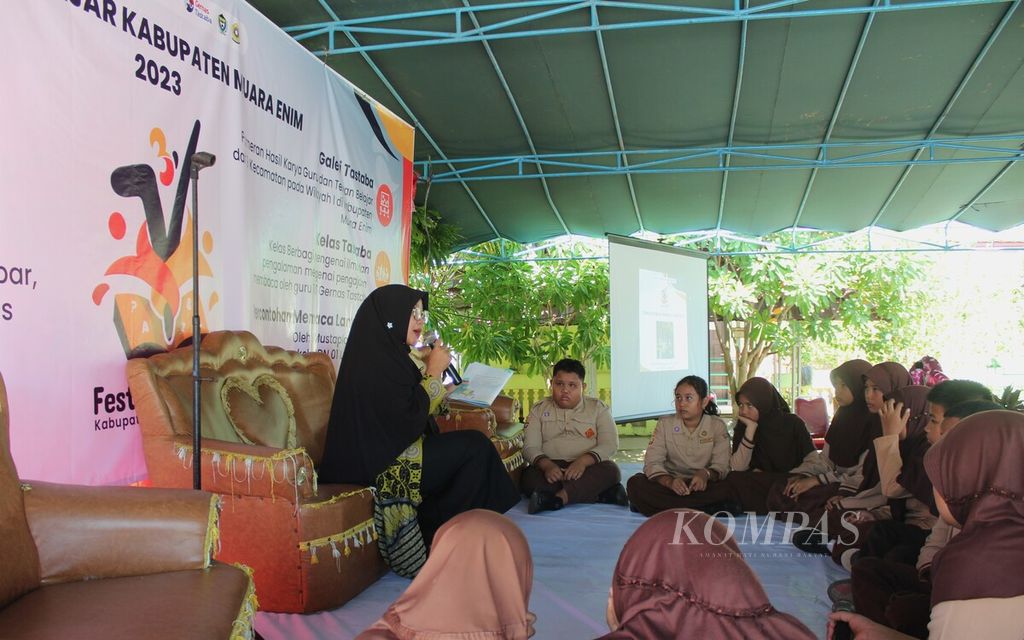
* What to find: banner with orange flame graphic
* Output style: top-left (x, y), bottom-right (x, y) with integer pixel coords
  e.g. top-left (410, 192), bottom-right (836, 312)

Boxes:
top-left (0, 0), bottom-right (414, 484)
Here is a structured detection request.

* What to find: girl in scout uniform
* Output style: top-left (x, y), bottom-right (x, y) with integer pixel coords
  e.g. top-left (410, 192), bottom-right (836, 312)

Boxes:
top-left (626, 375), bottom-right (734, 516)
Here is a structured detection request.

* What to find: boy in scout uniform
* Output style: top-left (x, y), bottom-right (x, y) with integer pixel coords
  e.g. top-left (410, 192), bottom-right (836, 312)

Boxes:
top-left (522, 358), bottom-right (625, 514)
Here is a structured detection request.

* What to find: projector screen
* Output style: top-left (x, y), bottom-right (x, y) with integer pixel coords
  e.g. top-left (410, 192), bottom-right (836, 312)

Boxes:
top-left (608, 235), bottom-right (710, 422)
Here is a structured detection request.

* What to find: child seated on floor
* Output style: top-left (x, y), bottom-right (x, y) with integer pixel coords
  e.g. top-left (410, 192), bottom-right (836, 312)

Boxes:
top-left (599, 509), bottom-right (815, 639)
top-left (791, 362), bottom-right (914, 561)
top-left (357, 510), bottom-right (535, 639)
top-left (521, 358), bottom-right (625, 514)
top-left (829, 410), bottom-right (1024, 640)
top-left (626, 375), bottom-right (735, 516)
top-left (856, 379), bottom-right (994, 567)
top-left (844, 398), bottom-right (1001, 639)
top-left (767, 359), bottom-right (875, 527)
top-left (725, 376), bottom-right (815, 514)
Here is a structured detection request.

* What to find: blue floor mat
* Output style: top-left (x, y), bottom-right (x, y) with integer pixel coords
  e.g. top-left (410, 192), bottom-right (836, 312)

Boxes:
top-left (256, 463), bottom-right (843, 639)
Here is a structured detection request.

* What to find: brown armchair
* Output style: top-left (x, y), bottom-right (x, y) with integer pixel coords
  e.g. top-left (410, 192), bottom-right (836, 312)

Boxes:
top-left (0, 372), bottom-right (256, 639)
top-left (126, 330), bottom-right (386, 613)
top-left (435, 395), bottom-right (526, 489)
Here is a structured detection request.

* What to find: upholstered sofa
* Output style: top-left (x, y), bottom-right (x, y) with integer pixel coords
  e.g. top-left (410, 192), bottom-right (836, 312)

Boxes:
top-left (126, 330), bottom-right (386, 613)
top-left (435, 395), bottom-right (526, 489)
top-left (0, 372), bottom-right (256, 639)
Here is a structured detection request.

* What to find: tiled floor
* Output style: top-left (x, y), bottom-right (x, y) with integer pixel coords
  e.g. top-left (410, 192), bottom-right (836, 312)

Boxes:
top-left (255, 463), bottom-right (844, 640)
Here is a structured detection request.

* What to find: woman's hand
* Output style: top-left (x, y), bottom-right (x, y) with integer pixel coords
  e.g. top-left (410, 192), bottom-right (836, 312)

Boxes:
top-left (786, 476), bottom-right (820, 498)
top-left (424, 340), bottom-right (452, 378)
top-left (879, 399), bottom-right (910, 439)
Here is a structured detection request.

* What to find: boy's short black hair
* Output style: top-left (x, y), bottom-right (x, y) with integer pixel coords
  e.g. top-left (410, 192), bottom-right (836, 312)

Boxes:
top-left (927, 380), bottom-right (993, 411)
top-left (552, 358), bottom-right (586, 381)
top-left (943, 399), bottom-right (1003, 420)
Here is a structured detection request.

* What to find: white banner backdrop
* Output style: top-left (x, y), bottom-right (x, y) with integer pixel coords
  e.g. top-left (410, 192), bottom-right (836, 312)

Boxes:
top-left (0, 0), bottom-right (415, 484)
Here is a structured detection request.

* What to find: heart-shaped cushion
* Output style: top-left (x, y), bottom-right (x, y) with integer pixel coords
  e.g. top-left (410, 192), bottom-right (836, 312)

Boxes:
top-left (220, 374), bottom-right (297, 449)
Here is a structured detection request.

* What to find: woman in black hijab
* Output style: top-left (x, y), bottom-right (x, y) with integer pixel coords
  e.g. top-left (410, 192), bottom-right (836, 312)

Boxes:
top-left (319, 285), bottom-right (519, 578)
top-left (725, 377), bottom-right (815, 513)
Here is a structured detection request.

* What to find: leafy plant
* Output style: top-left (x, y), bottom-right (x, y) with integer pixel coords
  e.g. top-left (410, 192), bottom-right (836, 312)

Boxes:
top-left (410, 206), bottom-right (462, 272)
top-left (998, 385), bottom-right (1023, 412)
top-left (410, 232), bottom-right (609, 375)
top-left (699, 232), bottom-right (929, 398)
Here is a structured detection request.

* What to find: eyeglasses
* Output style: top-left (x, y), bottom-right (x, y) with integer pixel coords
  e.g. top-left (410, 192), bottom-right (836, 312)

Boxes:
top-left (411, 307), bottom-right (429, 323)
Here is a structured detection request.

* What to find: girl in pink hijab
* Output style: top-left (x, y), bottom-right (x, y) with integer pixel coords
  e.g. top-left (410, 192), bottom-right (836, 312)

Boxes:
top-left (599, 509), bottom-right (815, 639)
top-left (358, 509), bottom-right (535, 639)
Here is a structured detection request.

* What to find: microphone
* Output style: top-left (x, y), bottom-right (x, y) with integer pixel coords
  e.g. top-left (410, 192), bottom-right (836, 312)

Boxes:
top-left (191, 152), bottom-right (216, 169)
top-left (830, 598), bottom-right (854, 640)
top-left (422, 331), bottom-right (463, 385)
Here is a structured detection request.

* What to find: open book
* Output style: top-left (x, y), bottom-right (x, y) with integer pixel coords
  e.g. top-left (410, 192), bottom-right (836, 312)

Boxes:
top-left (446, 363), bottom-right (514, 408)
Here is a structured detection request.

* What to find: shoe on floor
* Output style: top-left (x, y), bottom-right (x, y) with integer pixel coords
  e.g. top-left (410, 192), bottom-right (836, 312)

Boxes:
top-left (792, 528), bottom-right (830, 555)
top-left (528, 490), bottom-right (564, 514)
top-left (828, 579), bottom-right (856, 615)
top-left (597, 483), bottom-right (629, 507)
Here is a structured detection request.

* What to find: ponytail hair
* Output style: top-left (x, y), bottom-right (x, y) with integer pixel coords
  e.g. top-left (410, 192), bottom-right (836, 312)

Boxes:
top-left (676, 375), bottom-right (720, 416)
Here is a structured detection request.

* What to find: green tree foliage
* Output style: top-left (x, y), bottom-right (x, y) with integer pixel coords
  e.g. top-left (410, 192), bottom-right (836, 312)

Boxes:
top-left (705, 234), bottom-right (929, 398)
top-left (410, 218), bottom-right (609, 375)
top-left (410, 206), bottom-right (462, 273)
top-left (413, 213), bottom-right (931, 393)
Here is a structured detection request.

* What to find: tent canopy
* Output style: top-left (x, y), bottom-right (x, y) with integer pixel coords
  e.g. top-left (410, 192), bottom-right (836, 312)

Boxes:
top-left (248, 0), bottom-right (1024, 247)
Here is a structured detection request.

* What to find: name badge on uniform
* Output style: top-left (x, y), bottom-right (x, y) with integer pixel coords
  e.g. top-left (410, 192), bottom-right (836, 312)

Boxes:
top-left (699, 437), bottom-right (714, 444)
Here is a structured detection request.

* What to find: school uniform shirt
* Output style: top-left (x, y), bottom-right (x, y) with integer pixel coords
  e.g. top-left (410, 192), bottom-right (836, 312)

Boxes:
top-left (643, 414), bottom-right (730, 480)
top-left (833, 457), bottom-right (890, 514)
top-left (524, 396), bottom-right (618, 464)
top-left (928, 595), bottom-right (1024, 639)
top-left (874, 434), bottom-right (937, 530)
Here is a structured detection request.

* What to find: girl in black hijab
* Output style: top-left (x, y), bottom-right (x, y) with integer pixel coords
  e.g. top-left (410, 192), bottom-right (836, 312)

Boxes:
top-left (319, 285), bottom-right (519, 577)
top-left (725, 377), bottom-right (815, 513)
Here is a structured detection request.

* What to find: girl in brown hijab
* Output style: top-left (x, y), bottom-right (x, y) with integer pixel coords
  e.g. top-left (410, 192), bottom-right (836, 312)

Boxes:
top-left (600, 509), bottom-right (815, 640)
top-left (358, 509), bottom-right (536, 640)
top-left (768, 359), bottom-right (877, 524)
top-left (813, 363), bottom-right (913, 564)
top-left (828, 410), bottom-right (1024, 639)
top-left (726, 377), bottom-right (815, 513)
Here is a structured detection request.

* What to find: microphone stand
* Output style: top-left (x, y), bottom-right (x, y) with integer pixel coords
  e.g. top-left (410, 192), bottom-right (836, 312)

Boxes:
top-left (189, 152), bottom-right (216, 490)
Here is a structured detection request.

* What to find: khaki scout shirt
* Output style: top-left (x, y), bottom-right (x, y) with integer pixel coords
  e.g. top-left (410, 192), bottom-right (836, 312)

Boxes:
top-left (643, 413), bottom-right (730, 480)
top-left (524, 396), bottom-right (618, 464)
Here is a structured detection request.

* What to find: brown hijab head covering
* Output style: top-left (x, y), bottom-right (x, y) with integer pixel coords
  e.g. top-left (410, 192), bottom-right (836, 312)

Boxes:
top-left (925, 410), bottom-right (1024, 606)
top-left (857, 363), bottom-right (914, 492)
top-left (825, 359), bottom-right (875, 467)
top-left (358, 510), bottom-right (535, 640)
top-left (864, 362), bottom-right (913, 406)
top-left (733, 377), bottom-right (814, 472)
top-left (599, 510), bottom-right (815, 640)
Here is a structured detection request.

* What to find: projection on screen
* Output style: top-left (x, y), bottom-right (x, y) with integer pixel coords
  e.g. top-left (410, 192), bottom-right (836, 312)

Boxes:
top-left (609, 236), bottom-right (710, 422)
